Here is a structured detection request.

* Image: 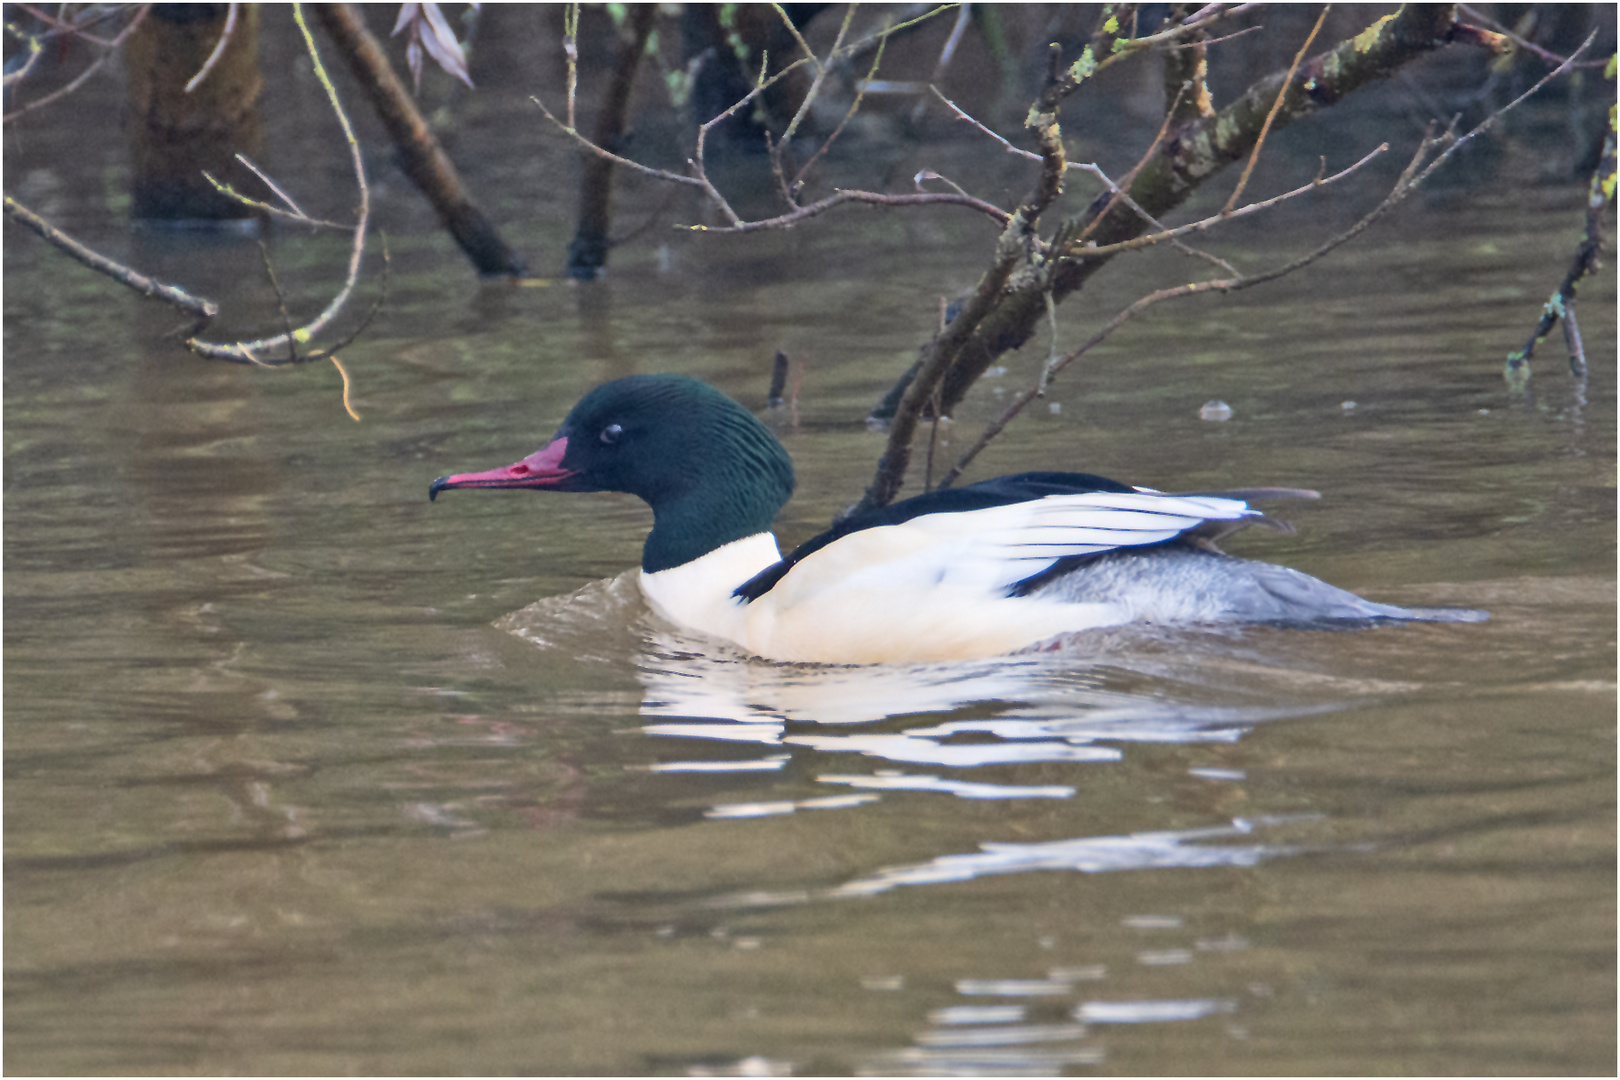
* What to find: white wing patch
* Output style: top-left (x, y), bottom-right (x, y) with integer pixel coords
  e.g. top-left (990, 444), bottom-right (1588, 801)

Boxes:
top-left (881, 491), bottom-right (1256, 594)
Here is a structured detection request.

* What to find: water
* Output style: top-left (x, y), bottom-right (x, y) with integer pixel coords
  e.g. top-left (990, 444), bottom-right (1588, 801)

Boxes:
top-left (5, 11), bottom-right (1615, 1075)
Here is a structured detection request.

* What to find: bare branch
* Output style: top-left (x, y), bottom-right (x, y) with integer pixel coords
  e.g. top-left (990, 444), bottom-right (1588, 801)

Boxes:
top-left (1164, 3), bottom-right (1215, 123)
top-left (536, 4), bottom-right (959, 233)
top-left (332, 356), bottom-right (361, 421)
top-left (1409, 29), bottom-right (1597, 190)
top-left (1073, 79), bottom-right (1187, 248)
top-left (186, 3), bottom-right (370, 364)
top-left (866, 4), bottom-right (1480, 438)
top-left (533, 96), bottom-right (707, 192)
top-left (791, 27), bottom-right (886, 193)
top-left (202, 164), bottom-right (354, 231)
top-left (184, 1), bottom-right (239, 93)
top-left (1040, 1), bottom-right (1263, 107)
top-left (563, 2), bottom-right (580, 131)
top-left (1222, 4), bottom-right (1328, 214)
top-left (770, 2), bottom-right (822, 78)
top-left (235, 154), bottom-right (309, 220)
top-left (692, 188), bottom-right (1011, 234)
top-left (1, 34), bottom-right (43, 88)
top-left (1504, 32), bottom-right (1610, 377)
top-left (3, 4), bottom-right (151, 123)
top-left (1072, 143), bottom-right (1388, 259)
top-left (940, 30), bottom-right (1602, 484)
top-left (1454, 4), bottom-right (1586, 66)
top-left (929, 2), bottom-right (973, 82)
top-left (12, 3), bottom-right (138, 48)
top-left (2, 196), bottom-right (218, 324)
top-left (316, 3), bottom-right (523, 275)
top-left (929, 82), bottom-right (1293, 269)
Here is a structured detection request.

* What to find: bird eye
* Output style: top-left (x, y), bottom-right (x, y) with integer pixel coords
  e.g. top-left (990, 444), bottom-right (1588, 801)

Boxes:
top-left (599, 423), bottom-right (623, 445)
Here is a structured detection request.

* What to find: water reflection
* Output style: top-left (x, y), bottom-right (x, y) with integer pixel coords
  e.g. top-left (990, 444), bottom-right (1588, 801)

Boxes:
top-left (491, 568), bottom-right (1425, 1073)
top-left (845, 958), bottom-right (1249, 1077)
top-left (490, 578), bottom-right (1316, 1071)
top-left (831, 817), bottom-right (1308, 897)
top-left (498, 573), bottom-right (1354, 814)
top-left (497, 575), bottom-right (1341, 907)
top-left (1077, 998), bottom-right (1239, 1023)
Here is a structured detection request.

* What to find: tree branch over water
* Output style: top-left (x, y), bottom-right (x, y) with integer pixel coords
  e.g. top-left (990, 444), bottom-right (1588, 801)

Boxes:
top-left (185, 3), bottom-right (372, 366)
top-left (4, 3), bottom-right (383, 405)
top-left (1507, 50), bottom-right (1615, 382)
top-left (1, 195), bottom-right (218, 327)
top-left (527, 4), bottom-right (1570, 514)
top-left (855, 3), bottom-right (1524, 513)
top-left (933, 26), bottom-right (1599, 490)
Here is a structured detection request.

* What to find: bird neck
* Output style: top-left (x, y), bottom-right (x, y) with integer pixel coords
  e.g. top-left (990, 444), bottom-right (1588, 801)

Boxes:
top-left (642, 479), bottom-right (787, 573)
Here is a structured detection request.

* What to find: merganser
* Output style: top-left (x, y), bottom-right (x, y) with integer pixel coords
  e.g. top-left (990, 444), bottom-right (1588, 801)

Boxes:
top-left (430, 374), bottom-right (1483, 664)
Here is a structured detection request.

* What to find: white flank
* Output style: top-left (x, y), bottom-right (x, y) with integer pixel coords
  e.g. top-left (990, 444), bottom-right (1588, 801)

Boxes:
top-left (638, 492), bottom-right (1256, 664)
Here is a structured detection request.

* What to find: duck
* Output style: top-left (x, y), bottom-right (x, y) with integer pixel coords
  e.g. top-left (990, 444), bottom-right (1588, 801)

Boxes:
top-left (429, 374), bottom-right (1483, 664)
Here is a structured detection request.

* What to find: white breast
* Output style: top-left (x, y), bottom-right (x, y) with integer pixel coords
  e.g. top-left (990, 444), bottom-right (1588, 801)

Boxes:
top-left (638, 532), bottom-right (782, 649)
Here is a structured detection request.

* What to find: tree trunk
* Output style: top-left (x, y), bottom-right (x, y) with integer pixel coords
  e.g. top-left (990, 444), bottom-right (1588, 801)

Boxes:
top-left (567, 5), bottom-right (658, 281)
top-left (126, 4), bottom-right (263, 225)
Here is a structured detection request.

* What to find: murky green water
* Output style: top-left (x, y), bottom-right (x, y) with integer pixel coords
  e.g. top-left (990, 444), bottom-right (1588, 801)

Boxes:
top-left (6, 13), bottom-right (1616, 1075)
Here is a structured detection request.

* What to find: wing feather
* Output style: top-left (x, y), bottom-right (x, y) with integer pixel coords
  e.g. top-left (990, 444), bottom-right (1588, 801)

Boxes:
top-left (777, 491), bottom-right (1259, 599)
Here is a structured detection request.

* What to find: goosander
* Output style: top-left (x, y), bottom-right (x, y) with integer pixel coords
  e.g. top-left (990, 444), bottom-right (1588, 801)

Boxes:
top-left (430, 374), bottom-right (1483, 663)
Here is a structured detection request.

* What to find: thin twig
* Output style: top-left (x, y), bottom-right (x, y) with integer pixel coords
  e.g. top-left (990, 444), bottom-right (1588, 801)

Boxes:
top-left (12, 2), bottom-right (133, 48)
top-left (1223, 4), bottom-right (1329, 214)
top-left (931, 79), bottom-right (1237, 267)
top-left (941, 32), bottom-right (1598, 485)
top-left (184, 1), bottom-right (239, 93)
top-left (1, 34), bottom-right (43, 88)
top-left (535, 3), bottom-right (957, 231)
top-left (1561, 302), bottom-right (1587, 378)
top-left (1455, 4), bottom-right (1605, 67)
top-left (1043, 1), bottom-right (1261, 100)
top-left (1170, 24), bottom-right (1263, 49)
top-left (923, 378), bottom-right (944, 492)
top-left (563, 2), bottom-right (579, 131)
top-left (1502, 32), bottom-right (1608, 375)
top-left (332, 356), bottom-right (361, 420)
top-left (256, 240), bottom-right (300, 363)
top-left (687, 188), bottom-right (1011, 233)
top-left (236, 154), bottom-right (306, 218)
top-left (3, 4), bottom-right (151, 123)
top-left (930, 89), bottom-right (1234, 272)
top-left (187, 3), bottom-right (370, 363)
top-left (2, 195), bottom-right (218, 323)
top-left (202, 169), bottom-right (354, 231)
top-left (1073, 81), bottom-right (1189, 247)
top-left (534, 96), bottom-right (704, 190)
top-left (771, 2), bottom-right (822, 77)
top-left (791, 27), bottom-right (885, 192)
top-left (1071, 144), bottom-right (1388, 259)
top-left (1408, 29), bottom-right (1596, 190)
top-left (930, 2), bottom-right (973, 82)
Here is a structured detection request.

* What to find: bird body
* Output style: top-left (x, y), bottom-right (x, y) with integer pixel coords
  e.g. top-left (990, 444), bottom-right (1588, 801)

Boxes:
top-left (431, 374), bottom-right (1482, 664)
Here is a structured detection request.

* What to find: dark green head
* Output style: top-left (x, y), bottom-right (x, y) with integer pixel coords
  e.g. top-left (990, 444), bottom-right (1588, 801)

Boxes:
top-left (430, 374), bottom-right (795, 572)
